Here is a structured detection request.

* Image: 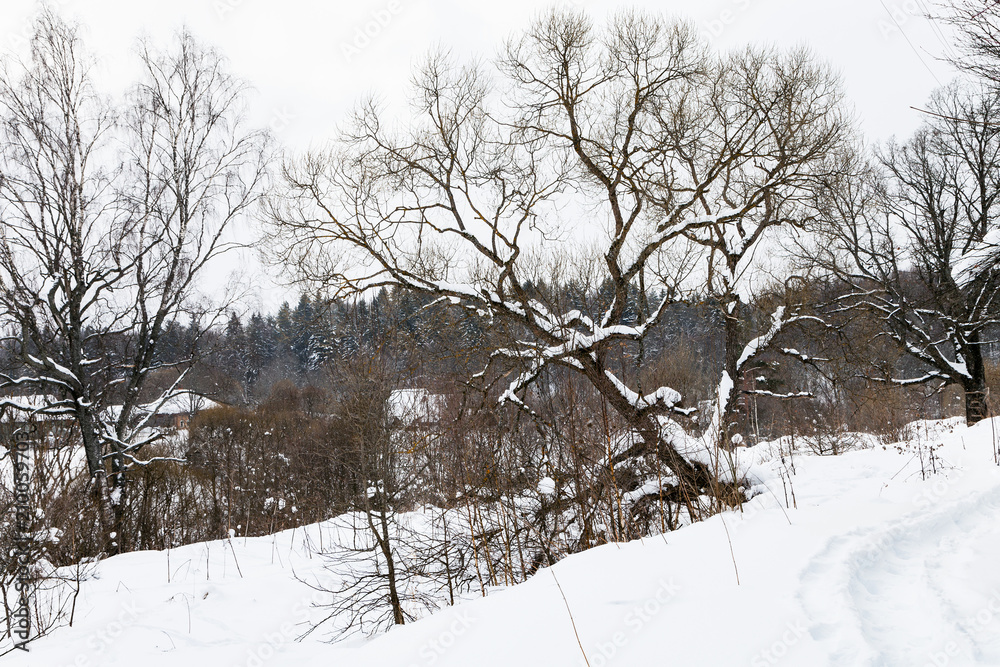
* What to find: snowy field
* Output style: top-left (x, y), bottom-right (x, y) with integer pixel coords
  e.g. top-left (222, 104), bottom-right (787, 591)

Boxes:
top-left (7, 417), bottom-right (1000, 667)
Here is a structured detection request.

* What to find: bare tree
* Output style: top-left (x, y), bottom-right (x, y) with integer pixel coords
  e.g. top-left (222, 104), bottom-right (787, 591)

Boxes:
top-left (659, 45), bottom-right (848, 446)
top-left (941, 0), bottom-right (1000, 86)
top-left (810, 82), bottom-right (1000, 424)
top-left (269, 10), bottom-right (848, 513)
top-left (106, 29), bottom-right (270, 533)
top-left (307, 360), bottom-right (443, 637)
top-left (0, 13), bottom-right (269, 552)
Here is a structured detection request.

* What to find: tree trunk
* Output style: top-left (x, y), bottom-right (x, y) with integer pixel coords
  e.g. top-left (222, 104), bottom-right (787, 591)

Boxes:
top-left (108, 452), bottom-right (128, 553)
top-left (719, 299), bottom-right (744, 449)
top-left (78, 409), bottom-right (121, 555)
top-left (963, 335), bottom-right (990, 425)
top-left (372, 502), bottom-right (405, 625)
top-left (91, 471), bottom-right (118, 553)
top-left (964, 377), bottom-right (990, 425)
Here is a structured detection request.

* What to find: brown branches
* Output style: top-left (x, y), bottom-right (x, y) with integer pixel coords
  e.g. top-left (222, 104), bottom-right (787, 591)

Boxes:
top-left (268, 9), bottom-right (849, 507)
top-left (0, 12), bottom-right (270, 550)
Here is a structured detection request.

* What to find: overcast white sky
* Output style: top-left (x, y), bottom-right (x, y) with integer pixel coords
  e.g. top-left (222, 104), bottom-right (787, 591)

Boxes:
top-left (0, 0), bottom-right (964, 311)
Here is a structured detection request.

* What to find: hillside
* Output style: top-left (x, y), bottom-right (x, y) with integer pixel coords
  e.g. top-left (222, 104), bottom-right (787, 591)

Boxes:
top-left (6, 418), bottom-right (1000, 666)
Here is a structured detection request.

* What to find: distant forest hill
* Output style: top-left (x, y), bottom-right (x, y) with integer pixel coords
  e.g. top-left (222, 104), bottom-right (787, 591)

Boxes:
top-left (0, 283), bottom-right (727, 408)
top-left (4, 275), bottom-right (996, 442)
top-left (169, 284), bottom-right (732, 408)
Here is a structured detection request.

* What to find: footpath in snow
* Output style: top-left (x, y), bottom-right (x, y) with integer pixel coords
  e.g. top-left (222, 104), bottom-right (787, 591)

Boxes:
top-left (6, 417), bottom-right (1000, 667)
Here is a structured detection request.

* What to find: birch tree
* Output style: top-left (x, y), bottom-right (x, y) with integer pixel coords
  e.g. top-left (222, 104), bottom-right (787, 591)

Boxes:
top-left (0, 13), bottom-right (269, 552)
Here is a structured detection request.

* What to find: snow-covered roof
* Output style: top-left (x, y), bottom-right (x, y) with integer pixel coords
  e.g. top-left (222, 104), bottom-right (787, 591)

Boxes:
top-left (0, 391), bottom-right (222, 423)
top-left (142, 392), bottom-right (223, 416)
top-left (104, 392), bottom-right (223, 420)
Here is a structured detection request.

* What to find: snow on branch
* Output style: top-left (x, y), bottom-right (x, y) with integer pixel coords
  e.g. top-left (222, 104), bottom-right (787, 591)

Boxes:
top-left (603, 370), bottom-right (681, 413)
top-left (742, 389), bottom-right (814, 399)
top-left (704, 306), bottom-right (815, 446)
top-left (870, 372), bottom-right (951, 387)
top-left (779, 348), bottom-right (829, 364)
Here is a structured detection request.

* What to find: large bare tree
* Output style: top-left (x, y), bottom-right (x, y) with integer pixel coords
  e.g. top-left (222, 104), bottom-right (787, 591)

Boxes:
top-left (810, 82), bottom-right (1000, 424)
top-left (269, 10), bottom-right (848, 511)
top-left (941, 0), bottom-right (1000, 85)
top-left (0, 13), bottom-right (269, 552)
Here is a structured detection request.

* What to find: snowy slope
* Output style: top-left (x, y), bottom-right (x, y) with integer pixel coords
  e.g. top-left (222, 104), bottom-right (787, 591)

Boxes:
top-left (7, 418), bottom-right (1000, 666)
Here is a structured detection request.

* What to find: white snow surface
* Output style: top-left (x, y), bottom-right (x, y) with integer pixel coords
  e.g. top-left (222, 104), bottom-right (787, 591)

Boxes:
top-left (388, 388), bottom-right (445, 424)
top-left (7, 417), bottom-right (1000, 666)
top-left (537, 476), bottom-right (557, 496)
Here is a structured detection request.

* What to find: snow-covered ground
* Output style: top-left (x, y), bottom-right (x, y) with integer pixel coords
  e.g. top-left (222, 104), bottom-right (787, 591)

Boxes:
top-left (7, 417), bottom-right (1000, 666)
